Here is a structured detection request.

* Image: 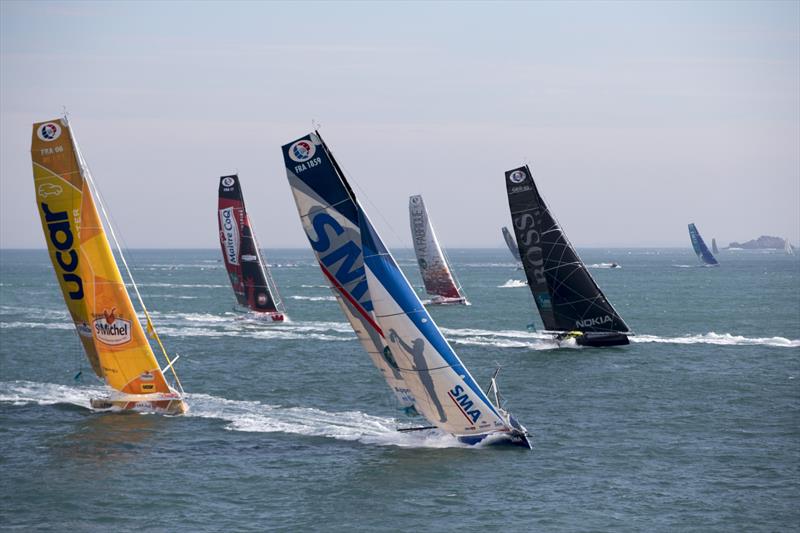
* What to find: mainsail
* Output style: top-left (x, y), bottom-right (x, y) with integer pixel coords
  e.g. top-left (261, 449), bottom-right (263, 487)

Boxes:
top-left (408, 195), bottom-right (467, 304)
top-left (504, 165), bottom-right (630, 345)
top-left (712, 238), bottom-right (719, 255)
top-left (218, 175), bottom-right (285, 319)
top-left (283, 132), bottom-right (529, 447)
top-left (31, 117), bottom-right (186, 413)
top-left (502, 226), bottom-right (521, 261)
top-left (688, 223), bottom-right (719, 266)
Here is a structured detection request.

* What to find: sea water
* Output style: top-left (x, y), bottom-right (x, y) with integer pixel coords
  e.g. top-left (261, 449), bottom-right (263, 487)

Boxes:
top-left (1, 248), bottom-right (798, 531)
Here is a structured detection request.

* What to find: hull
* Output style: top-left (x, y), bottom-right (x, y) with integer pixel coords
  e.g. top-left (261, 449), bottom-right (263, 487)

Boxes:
top-left (557, 331), bottom-right (630, 347)
top-left (90, 391), bottom-right (187, 415)
top-left (427, 295), bottom-right (469, 306)
top-left (458, 429), bottom-right (532, 449)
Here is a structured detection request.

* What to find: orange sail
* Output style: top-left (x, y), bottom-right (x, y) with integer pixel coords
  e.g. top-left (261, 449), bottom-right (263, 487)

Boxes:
top-left (31, 117), bottom-right (186, 413)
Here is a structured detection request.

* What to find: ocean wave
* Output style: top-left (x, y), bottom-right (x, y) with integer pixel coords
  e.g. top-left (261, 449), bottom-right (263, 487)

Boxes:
top-left (0, 381), bottom-right (465, 449)
top-left (498, 279), bottom-right (527, 288)
top-left (289, 295), bottom-right (337, 302)
top-left (632, 332), bottom-right (800, 348)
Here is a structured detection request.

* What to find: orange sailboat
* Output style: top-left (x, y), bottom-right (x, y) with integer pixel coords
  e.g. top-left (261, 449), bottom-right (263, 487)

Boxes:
top-left (31, 116), bottom-right (187, 414)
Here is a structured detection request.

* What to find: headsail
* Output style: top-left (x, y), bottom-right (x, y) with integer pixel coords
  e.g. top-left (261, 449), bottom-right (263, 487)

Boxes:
top-left (408, 195), bottom-right (467, 304)
top-left (688, 223), bottom-right (719, 266)
top-left (504, 165), bottom-right (630, 335)
top-left (31, 117), bottom-right (185, 411)
top-left (502, 226), bottom-right (521, 261)
top-left (283, 132), bottom-right (529, 446)
top-left (711, 238), bottom-right (719, 255)
top-left (218, 175), bottom-right (285, 318)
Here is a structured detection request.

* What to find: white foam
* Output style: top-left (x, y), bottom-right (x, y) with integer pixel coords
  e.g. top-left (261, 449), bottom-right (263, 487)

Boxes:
top-left (289, 295), bottom-right (337, 302)
top-left (588, 263), bottom-right (621, 269)
top-left (498, 279), bottom-right (527, 288)
top-left (632, 332), bottom-right (800, 348)
top-left (0, 381), bottom-right (465, 448)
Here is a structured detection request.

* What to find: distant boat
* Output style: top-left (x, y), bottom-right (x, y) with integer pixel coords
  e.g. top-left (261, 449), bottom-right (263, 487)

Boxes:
top-left (408, 195), bottom-right (468, 305)
top-left (688, 223), bottom-right (720, 266)
top-left (283, 131), bottom-right (531, 448)
top-left (218, 174), bottom-right (286, 321)
top-left (501, 226), bottom-right (522, 262)
top-left (786, 238), bottom-right (795, 255)
top-left (31, 116), bottom-right (187, 413)
top-left (504, 165), bottom-right (631, 347)
top-left (712, 238), bottom-right (719, 255)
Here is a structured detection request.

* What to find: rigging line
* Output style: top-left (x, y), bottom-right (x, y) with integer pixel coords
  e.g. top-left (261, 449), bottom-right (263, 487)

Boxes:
top-left (248, 216), bottom-right (285, 312)
top-left (67, 117), bottom-right (185, 395)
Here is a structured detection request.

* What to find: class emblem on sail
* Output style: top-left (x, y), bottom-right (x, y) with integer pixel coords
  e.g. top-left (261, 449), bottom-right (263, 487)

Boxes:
top-left (31, 116), bottom-right (186, 413)
top-left (218, 174), bottom-right (286, 321)
top-left (408, 195), bottom-right (468, 305)
top-left (688, 223), bottom-right (719, 266)
top-left (504, 165), bottom-right (631, 347)
top-left (284, 131), bottom-right (530, 448)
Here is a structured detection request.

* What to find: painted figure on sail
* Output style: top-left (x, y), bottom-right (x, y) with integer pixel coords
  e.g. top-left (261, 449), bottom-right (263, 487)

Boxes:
top-left (284, 130), bottom-right (530, 448)
top-left (31, 116), bottom-right (187, 413)
top-left (408, 195), bottom-right (469, 305)
top-left (218, 174), bottom-right (286, 321)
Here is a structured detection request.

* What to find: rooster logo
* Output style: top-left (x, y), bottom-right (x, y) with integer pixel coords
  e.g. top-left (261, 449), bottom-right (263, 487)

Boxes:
top-left (103, 308), bottom-right (117, 324)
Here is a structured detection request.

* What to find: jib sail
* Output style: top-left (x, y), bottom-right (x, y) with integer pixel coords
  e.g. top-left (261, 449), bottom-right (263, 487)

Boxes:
top-left (504, 165), bottom-right (630, 333)
top-left (408, 195), bottom-right (465, 301)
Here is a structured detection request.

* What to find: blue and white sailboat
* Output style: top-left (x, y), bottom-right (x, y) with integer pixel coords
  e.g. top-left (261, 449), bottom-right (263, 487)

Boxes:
top-left (688, 223), bottom-right (720, 266)
top-left (282, 131), bottom-right (531, 449)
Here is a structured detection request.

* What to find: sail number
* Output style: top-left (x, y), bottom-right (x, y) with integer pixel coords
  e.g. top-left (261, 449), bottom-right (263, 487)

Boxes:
top-left (39, 145), bottom-right (64, 156)
top-left (293, 156), bottom-right (322, 174)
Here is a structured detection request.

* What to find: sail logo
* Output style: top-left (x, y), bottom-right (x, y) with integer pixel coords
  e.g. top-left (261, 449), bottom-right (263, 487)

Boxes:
top-left (513, 212), bottom-right (546, 287)
top-left (448, 385), bottom-right (481, 424)
top-left (509, 170), bottom-right (526, 184)
top-left (93, 308), bottom-right (132, 346)
top-left (37, 122), bottom-right (62, 142)
top-left (38, 183), bottom-right (63, 198)
top-left (221, 176), bottom-right (235, 188)
top-left (576, 315), bottom-right (612, 328)
top-left (306, 210), bottom-right (373, 312)
top-left (40, 202), bottom-right (83, 300)
top-left (288, 140), bottom-right (316, 163)
top-left (219, 207), bottom-right (239, 265)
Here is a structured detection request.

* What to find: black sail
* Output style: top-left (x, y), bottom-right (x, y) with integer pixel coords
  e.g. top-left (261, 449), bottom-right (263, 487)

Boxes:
top-left (504, 165), bottom-right (630, 334)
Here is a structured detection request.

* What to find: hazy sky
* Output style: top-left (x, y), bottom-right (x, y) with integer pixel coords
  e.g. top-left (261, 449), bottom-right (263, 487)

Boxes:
top-left (1, 1), bottom-right (798, 249)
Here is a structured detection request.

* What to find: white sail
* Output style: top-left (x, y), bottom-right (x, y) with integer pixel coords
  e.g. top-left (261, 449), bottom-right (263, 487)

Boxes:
top-left (408, 195), bottom-right (466, 303)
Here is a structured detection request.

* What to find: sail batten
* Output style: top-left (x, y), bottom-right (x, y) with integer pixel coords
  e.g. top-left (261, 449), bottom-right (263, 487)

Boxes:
top-left (504, 165), bottom-right (630, 338)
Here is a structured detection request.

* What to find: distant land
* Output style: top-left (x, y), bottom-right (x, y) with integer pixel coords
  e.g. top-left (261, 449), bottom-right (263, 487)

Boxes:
top-left (727, 235), bottom-right (789, 250)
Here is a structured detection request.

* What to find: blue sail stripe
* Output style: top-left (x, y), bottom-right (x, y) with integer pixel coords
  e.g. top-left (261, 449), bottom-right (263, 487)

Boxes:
top-left (359, 207), bottom-right (503, 421)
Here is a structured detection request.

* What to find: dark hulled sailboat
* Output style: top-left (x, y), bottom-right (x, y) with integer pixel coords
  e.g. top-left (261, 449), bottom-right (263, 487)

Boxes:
top-left (504, 165), bottom-right (631, 347)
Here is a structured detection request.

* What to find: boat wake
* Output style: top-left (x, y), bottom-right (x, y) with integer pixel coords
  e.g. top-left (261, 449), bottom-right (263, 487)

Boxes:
top-left (0, 381), bottom-right (466, 449)
top-left (498, 279), bottom-right (527, 288)
top-left (588, 263), bottom-right (620, 269)
top-left (632, 332), bottom-right (800, 348)
top-left (288, 295), bottom-right (337, 302)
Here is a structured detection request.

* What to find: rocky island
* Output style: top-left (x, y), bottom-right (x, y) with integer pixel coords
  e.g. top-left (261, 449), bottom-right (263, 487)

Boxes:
top-left (727, 235), bottom-right (788, 249)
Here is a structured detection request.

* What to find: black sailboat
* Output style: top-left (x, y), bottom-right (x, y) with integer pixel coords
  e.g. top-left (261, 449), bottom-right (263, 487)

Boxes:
top-left (504, 165), bottom-right (631, 347)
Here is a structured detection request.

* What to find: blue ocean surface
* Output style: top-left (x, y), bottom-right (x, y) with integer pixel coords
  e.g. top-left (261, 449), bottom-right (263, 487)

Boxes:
top-left (1, 247), bottom-right (798, 531)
